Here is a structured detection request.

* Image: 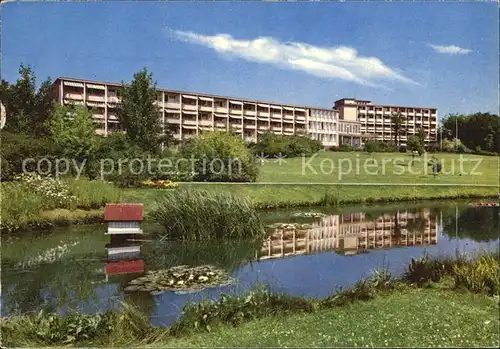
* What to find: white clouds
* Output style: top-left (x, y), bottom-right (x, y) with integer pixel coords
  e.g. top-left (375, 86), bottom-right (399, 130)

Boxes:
top-left (427, 44), bottom-right (472, 55)
top-left (171, 29), bottom-right (419, 88)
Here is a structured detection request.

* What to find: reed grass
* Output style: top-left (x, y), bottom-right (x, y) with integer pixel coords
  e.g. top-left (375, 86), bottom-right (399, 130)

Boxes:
top-left (148, 189), bottom-right (265, 240)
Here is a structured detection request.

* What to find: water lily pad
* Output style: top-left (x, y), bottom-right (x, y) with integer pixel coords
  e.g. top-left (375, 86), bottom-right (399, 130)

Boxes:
top-left (125, 264), bottom-right (234, 294)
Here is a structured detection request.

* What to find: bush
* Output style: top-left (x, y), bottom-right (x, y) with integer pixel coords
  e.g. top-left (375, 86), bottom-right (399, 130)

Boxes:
top-left (149, 189), bottom-right (265, 240)
top-left (89, 133), bottom-right (153, 184)
top-left (363, 141), bottom-right (397, 153)
top-left (328, 145), bottom-right (340, 152)
top-left (0, 131), bottom-right (54, 181)
top-left (339, 143), bottom-right (354, 152)
top-left (252, 132), bottom-right (322, 158)
top-left (442, 138), bottom-right (472, 154)
top-left (402, 254), bottom-right (456, 286)
top-left (452, 255), bottom-right (500, 295)
top-left (170, 287), bottom-right (317, 335)
top-left (426, 143), bottom-right (440, 153)
top-left (179, 131), bottom-right (258, 182)
top-left (407, 135), bottom-right (425, 155)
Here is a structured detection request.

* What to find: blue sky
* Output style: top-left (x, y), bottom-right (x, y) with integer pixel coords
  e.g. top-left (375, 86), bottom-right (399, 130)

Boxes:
top-left (2, 1), bottom-right (498, 118)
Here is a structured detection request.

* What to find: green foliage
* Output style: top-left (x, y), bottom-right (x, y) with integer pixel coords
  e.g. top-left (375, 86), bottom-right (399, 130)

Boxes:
top-left (339, 143), bottom-right (355, 152)
top-left (0, 177), bottom-right (120, 233)
top-left (1, 64), bottom-right (54, 136)
top-left (149, 189), bottom-right (265, 240)
top-left (45, 104), bottom-right (100, 161)
top-left (170, 287), bottom-right (317, 336)
top-left (407, 135), bottom-right (425, 155)
top-left (402, 254), bottom-right (455, 286)
top-left (117, 68), bottom-right (163, 153)
top-left (416, 127), bottom-right (427, 145)
top-left (0, 303), bottom-right (153, 347)
top-left (251, 132), bottom-right (322, 158)
top-left (441, 138), bottom-right (471, 153)
top-left (0, 131), bottom-right (54, 181)
top-left (179, 131), bottom-right (258, 182)
top-left (390, 112), bottom-right (406, 146)
top-left (452, 255), bottom-right (500, 295)
top-left (363, 141), bottom-right (397, 153)
top-left (442, 113), bottom-right (499, 153)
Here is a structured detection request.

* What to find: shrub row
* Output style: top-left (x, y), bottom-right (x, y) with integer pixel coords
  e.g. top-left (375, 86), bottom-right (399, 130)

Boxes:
top-left (249, 132), bottom-right (323, 158)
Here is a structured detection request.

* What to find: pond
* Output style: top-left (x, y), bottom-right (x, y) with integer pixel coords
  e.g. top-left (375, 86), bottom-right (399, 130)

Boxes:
top-left (1, 200), bottom-right (498, 326)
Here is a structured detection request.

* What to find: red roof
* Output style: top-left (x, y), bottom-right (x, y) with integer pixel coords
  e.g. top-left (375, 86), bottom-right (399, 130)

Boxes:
top-left (104, 203), bottom-right (144, 221)
top-left (105, 260), bottom-right (145, 275)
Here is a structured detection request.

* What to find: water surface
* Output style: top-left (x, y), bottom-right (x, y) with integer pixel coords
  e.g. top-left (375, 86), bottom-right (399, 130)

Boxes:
top-left (2, 200), bottom-right (498, 326)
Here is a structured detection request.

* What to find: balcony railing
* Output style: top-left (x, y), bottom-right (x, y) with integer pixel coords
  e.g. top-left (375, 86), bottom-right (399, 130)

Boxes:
top-left (165, 102), bottom-right (180, 109)
top-left (183, 104), bottom-right (197, 111)
top-left (87, 95), bottom-right (105, 102)
top-left (215, 107), bottom-right (227, 113)
top-left (199, 105), bottom-right (212, 112)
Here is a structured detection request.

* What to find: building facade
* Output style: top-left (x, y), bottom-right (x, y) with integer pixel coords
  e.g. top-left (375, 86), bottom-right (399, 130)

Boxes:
top-left (334, 98), bottom-right (438, 146)
top-left (52, 77), bottom-right (436, 147)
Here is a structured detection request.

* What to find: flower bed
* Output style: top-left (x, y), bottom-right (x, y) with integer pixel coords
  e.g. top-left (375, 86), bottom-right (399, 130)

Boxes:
top-left (139, 179), bottom-right (178, 189)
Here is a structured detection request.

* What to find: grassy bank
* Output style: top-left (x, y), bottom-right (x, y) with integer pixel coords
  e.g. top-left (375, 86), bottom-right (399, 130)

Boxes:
top-left (2, 254), bottom-right (499, 347)
top-left (126, 184), bottom-right (498, 211)
top-left (164, 288), bottom-right (499, 348)
top-left (0, 178), bottom-right (120, 233)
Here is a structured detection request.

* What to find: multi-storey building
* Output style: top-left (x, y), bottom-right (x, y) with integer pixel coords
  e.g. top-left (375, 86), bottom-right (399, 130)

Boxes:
top-left (52, 77), bottom-right (436, 147)
top-left (53, 77), bottom-right (318, 144)
top-left (335, 98), bottom-right (438, 146)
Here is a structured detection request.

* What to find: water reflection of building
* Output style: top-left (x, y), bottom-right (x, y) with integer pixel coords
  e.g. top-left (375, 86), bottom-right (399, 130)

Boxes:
top-left (259, 210), bottom-right (438, 260)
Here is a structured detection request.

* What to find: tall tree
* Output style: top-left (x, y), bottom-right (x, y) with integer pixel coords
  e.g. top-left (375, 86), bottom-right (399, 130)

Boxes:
top-left (45, 104), bottom-right (99, 160)
top-left (416, 127), bottom-right (426, 145)
top-left (442, 112), bottom-right (499, 152)
top-left (2, 64), bottom-right (53, 135)
top-left (390, 111), bottom-right (406, 147)
top-left (117, 68), bottom-right (162, 153)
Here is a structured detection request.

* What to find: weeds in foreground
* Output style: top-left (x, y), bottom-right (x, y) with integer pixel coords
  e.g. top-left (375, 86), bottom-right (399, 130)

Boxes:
top-left (453, 254), bottom-right (500, 295)
top-left (0, 303), bottom-right (154, 347)
top-left (169, 286), bottom-right (317, 336)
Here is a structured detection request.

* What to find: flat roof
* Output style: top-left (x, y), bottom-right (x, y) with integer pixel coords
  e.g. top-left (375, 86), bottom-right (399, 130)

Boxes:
top-left (53, 77), bottom-right (335, 112)
top-left (334, 98), bottom-right (436, 111)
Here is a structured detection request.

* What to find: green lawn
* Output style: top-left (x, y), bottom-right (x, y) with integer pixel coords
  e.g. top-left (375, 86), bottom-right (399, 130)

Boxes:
top-left (127, 152), bottom-right (495, 209)
top-left (159, 288), bottom-right (500, 348)
top-left (256, 152), bottom-right (499, 184)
